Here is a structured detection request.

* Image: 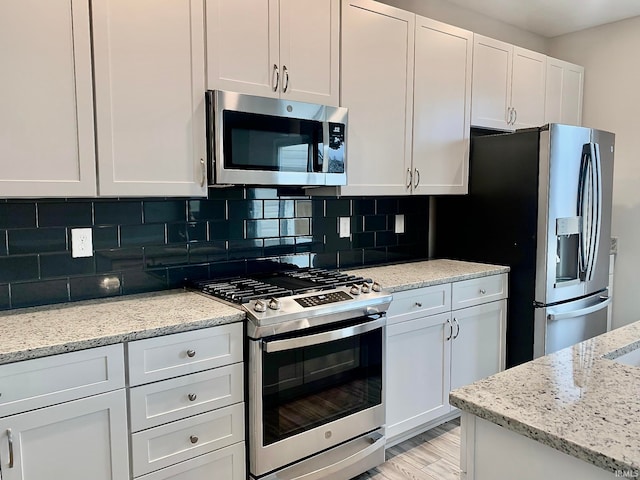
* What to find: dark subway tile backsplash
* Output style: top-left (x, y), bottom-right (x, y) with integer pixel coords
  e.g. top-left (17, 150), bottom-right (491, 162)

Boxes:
top-left (0, 187), bottom-right (429, 310)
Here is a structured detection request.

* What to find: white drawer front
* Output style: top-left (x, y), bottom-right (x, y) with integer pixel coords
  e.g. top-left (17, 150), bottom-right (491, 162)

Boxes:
top-left (129, 363), bottom-right (244, 432)
top-left (0, 344), bottom-right (125, 418)
top-left (131, 402), bottom-right (245, 477)
top-left (136, 442), bottom-right (245, 480)
top-left (386, 283), bottom-right (451, 325)
top-left (128, 323), bottom-right (243, 386)
top-left (452, 274), bottom-right (508, 310)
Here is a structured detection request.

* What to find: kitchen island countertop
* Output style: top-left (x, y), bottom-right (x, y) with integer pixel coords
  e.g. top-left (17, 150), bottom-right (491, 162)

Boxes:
top-left (450, 320), bottom-right (640, 474)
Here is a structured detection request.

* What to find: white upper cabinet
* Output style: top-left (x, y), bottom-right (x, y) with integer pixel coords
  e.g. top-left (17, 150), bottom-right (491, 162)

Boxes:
top-left (92, 0), bottom-right (207, 197)
top-left (545, 57), bottom-right (584, 126)
top-left (412, 17), bottom-right (472, 195)
top-left (511, 46), bottom-right (547, 129)
top-left (472, 35), bottom-right (546, 131)
top-left (340, 0), bottom-right (415, 196)
top-left (207, 0), bottom-right (339, 106)
top-left (0, 0), bottom-right (96, 197)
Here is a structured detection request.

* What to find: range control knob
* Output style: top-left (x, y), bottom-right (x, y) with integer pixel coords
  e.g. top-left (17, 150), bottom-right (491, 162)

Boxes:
top-left (372, 282), bottom-right (382, 292)
top-left (254, 299), bottom-right (267, 313)
top-left (350, 285), bottom-right (361, 296)
top-left (361, 283), bottom-right (371, 294)
top-left (268, 298), bottom-right (281, 311)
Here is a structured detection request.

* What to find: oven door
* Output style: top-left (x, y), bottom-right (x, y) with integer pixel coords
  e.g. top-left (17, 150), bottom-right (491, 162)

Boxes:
top-left (249, 316), bottom-right (385, 477)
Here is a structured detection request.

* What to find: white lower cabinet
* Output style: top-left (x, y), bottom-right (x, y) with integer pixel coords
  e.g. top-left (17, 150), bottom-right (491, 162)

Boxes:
top-left (127, 324), bottom-right (245, 480)
top-left (136, 443), bottom-right (245, 480)
top-left (0, 346), bottom-right (129, 480)
top-left (387, 311), bottom-right (452, 439)
top-left (386, 274), bottom-right (508, 444)
top-left (450, 300), bottom-right (507, 391)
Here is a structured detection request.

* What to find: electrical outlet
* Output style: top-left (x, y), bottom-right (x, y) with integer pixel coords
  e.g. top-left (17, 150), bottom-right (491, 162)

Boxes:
top-left (71, 228), bottom-right (93, 258)
top-left (395, 214), bottom-right (405, 234)
top-left (339, 217), bottom-right (351, 238)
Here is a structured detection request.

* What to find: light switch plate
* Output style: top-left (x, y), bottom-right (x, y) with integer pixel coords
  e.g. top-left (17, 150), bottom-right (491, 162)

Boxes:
top-left (395, 214), bottom-right (405, 234)
top-left (339, 217), bottom-right (351, 238)
top-left (71, 228), bottom-right (93, 258)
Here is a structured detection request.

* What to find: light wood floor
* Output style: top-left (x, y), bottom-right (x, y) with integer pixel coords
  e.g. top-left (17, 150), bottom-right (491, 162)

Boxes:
top-left (352, 419), bottom-right (461, 480)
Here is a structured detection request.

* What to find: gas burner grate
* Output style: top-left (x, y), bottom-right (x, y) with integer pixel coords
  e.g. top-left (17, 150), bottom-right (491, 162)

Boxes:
top-left (192, 268), bottom-right (371, 304)
top-left (194, 278), bottom-right (293, 304)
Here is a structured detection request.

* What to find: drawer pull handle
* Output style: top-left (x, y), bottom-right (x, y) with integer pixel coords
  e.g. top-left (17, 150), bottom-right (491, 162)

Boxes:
top-left (188, 393), bottom-right (197, 402)
top-left (190, 435), bottom-right (199, 444)
top-left (186, 349), bottom-right (196, 358)
top-left (415, 302), bottom-right (423, 307)
top-left (445, 319), bottom-right (453, 341)
top-left (480, 289), bottom-right (486, 295)
top-left (453, 318), bottom-right (460, 339)
top-left (7, 429), bottom-right (14, 468)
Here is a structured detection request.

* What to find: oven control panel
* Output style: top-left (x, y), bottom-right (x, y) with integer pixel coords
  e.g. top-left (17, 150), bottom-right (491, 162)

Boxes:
top-left (294, 290), bottom-right (352, 308)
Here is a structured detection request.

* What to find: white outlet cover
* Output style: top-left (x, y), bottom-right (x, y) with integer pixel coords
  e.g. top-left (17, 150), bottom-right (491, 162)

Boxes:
top-left (339, 217), bottom-right (351, 238)
top-left (71, 228), bottom-right (93, 258)
top-left (395, 214), bottom-right (405, 234)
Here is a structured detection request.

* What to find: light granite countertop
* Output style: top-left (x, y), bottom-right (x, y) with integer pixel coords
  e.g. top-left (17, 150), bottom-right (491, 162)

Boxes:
top-left (344, 259), bottom-right (509, 292)
top-left (450, 321), bottom-right (640, 474)
top-left (0, 290), bottom-right (244, 365)
top-left (0, 259), bottom-right (508, 366)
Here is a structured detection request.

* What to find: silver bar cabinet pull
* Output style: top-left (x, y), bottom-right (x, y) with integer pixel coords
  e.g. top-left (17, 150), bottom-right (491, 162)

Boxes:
top-left (7, 428), bottom-right (14, 468)
top-left (199, 158), bottom-right (205, 187)
top-left (282, 65), bottom-right (289, 92)
top-left (414, 168), bottom-right (420, 189)
top-left (406, 168), bottom-right (412, 189)
top-left (272, 64), bottom-right (279, 92)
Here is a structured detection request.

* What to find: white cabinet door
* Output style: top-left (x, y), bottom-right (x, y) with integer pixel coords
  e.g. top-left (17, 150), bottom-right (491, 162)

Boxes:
top-left (412, 17), bottom-right (472, 195)
top-left (511, 47), bottom-right (546, 129)
top-left (136, 443), bottom-right (245, 480)
top-left (471, 35), bottom-right (512, 131)
top-left (450, 299), bottom-right (506, 392)
top-left (279, 0), bottom-right (339, 105)
top-left (0, 390), bottom-right (129, 480)
top-left (0, 0), bottom-right (96, 197)
top-left (93, 0), bottom-right (207, 197)
top-left (545, 57), bottom-right (584, 126)
top-left (340, 0), bottom-right (414, 196)
top-left (386, 312), bottom-right (451, 440)
top-left (207, 0), bottom-right (339, 106)
top-left (207, 0), bottom-right (279, 98)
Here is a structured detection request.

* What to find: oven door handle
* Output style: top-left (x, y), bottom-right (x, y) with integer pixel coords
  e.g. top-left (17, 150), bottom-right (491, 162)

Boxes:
top-left (262, 317), bottom-right (386, 353)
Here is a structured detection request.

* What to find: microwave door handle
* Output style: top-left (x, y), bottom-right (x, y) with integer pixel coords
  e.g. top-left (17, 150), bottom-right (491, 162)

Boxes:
top-left (262, 317), bottom-right (386, 353)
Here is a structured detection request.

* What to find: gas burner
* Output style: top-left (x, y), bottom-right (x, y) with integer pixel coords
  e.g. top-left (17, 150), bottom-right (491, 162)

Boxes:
top-left (193, 268), bottom-right (371, 305)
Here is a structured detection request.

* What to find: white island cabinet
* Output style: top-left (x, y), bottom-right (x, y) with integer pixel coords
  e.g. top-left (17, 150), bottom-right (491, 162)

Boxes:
top-left (386, 274), bottom-right (507, 445)
top-left (0, 345), bottom-right (129, 480)
top-left (207, 0), bottom-right (340, 106)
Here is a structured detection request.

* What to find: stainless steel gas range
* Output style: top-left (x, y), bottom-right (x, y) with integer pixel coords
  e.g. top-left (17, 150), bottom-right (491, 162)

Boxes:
top-left (195, 268), bottom-right (392, 480)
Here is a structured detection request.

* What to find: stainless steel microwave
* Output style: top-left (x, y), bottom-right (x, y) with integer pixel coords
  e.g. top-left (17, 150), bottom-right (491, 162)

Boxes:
top-left (206, 90), bottom-right (348, 186)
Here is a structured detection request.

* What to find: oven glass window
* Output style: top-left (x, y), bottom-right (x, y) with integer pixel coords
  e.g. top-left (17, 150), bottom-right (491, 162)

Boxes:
top-left (262, 327), bottom-right (382, 446)
top-left (223, 110), bottom-right (323, 172)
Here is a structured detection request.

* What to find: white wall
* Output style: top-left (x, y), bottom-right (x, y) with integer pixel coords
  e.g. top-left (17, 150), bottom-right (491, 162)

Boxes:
top-left (378, 0), bottom-right (548, 52)
top-left (549, 16), bottom-right (640, 328)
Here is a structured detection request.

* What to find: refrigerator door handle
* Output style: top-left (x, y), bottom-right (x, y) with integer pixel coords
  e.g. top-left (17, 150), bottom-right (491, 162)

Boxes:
top-left (586, 143), bottom-right (603, 280)
top-left (577, 146), bottom-right (589, 278)
top-left (547, 296), bottom-right (611, 321)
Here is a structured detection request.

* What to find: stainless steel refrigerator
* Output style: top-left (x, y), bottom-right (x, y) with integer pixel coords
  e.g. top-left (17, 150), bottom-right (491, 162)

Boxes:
top-left (435, 124), bottom-right (614, 367)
